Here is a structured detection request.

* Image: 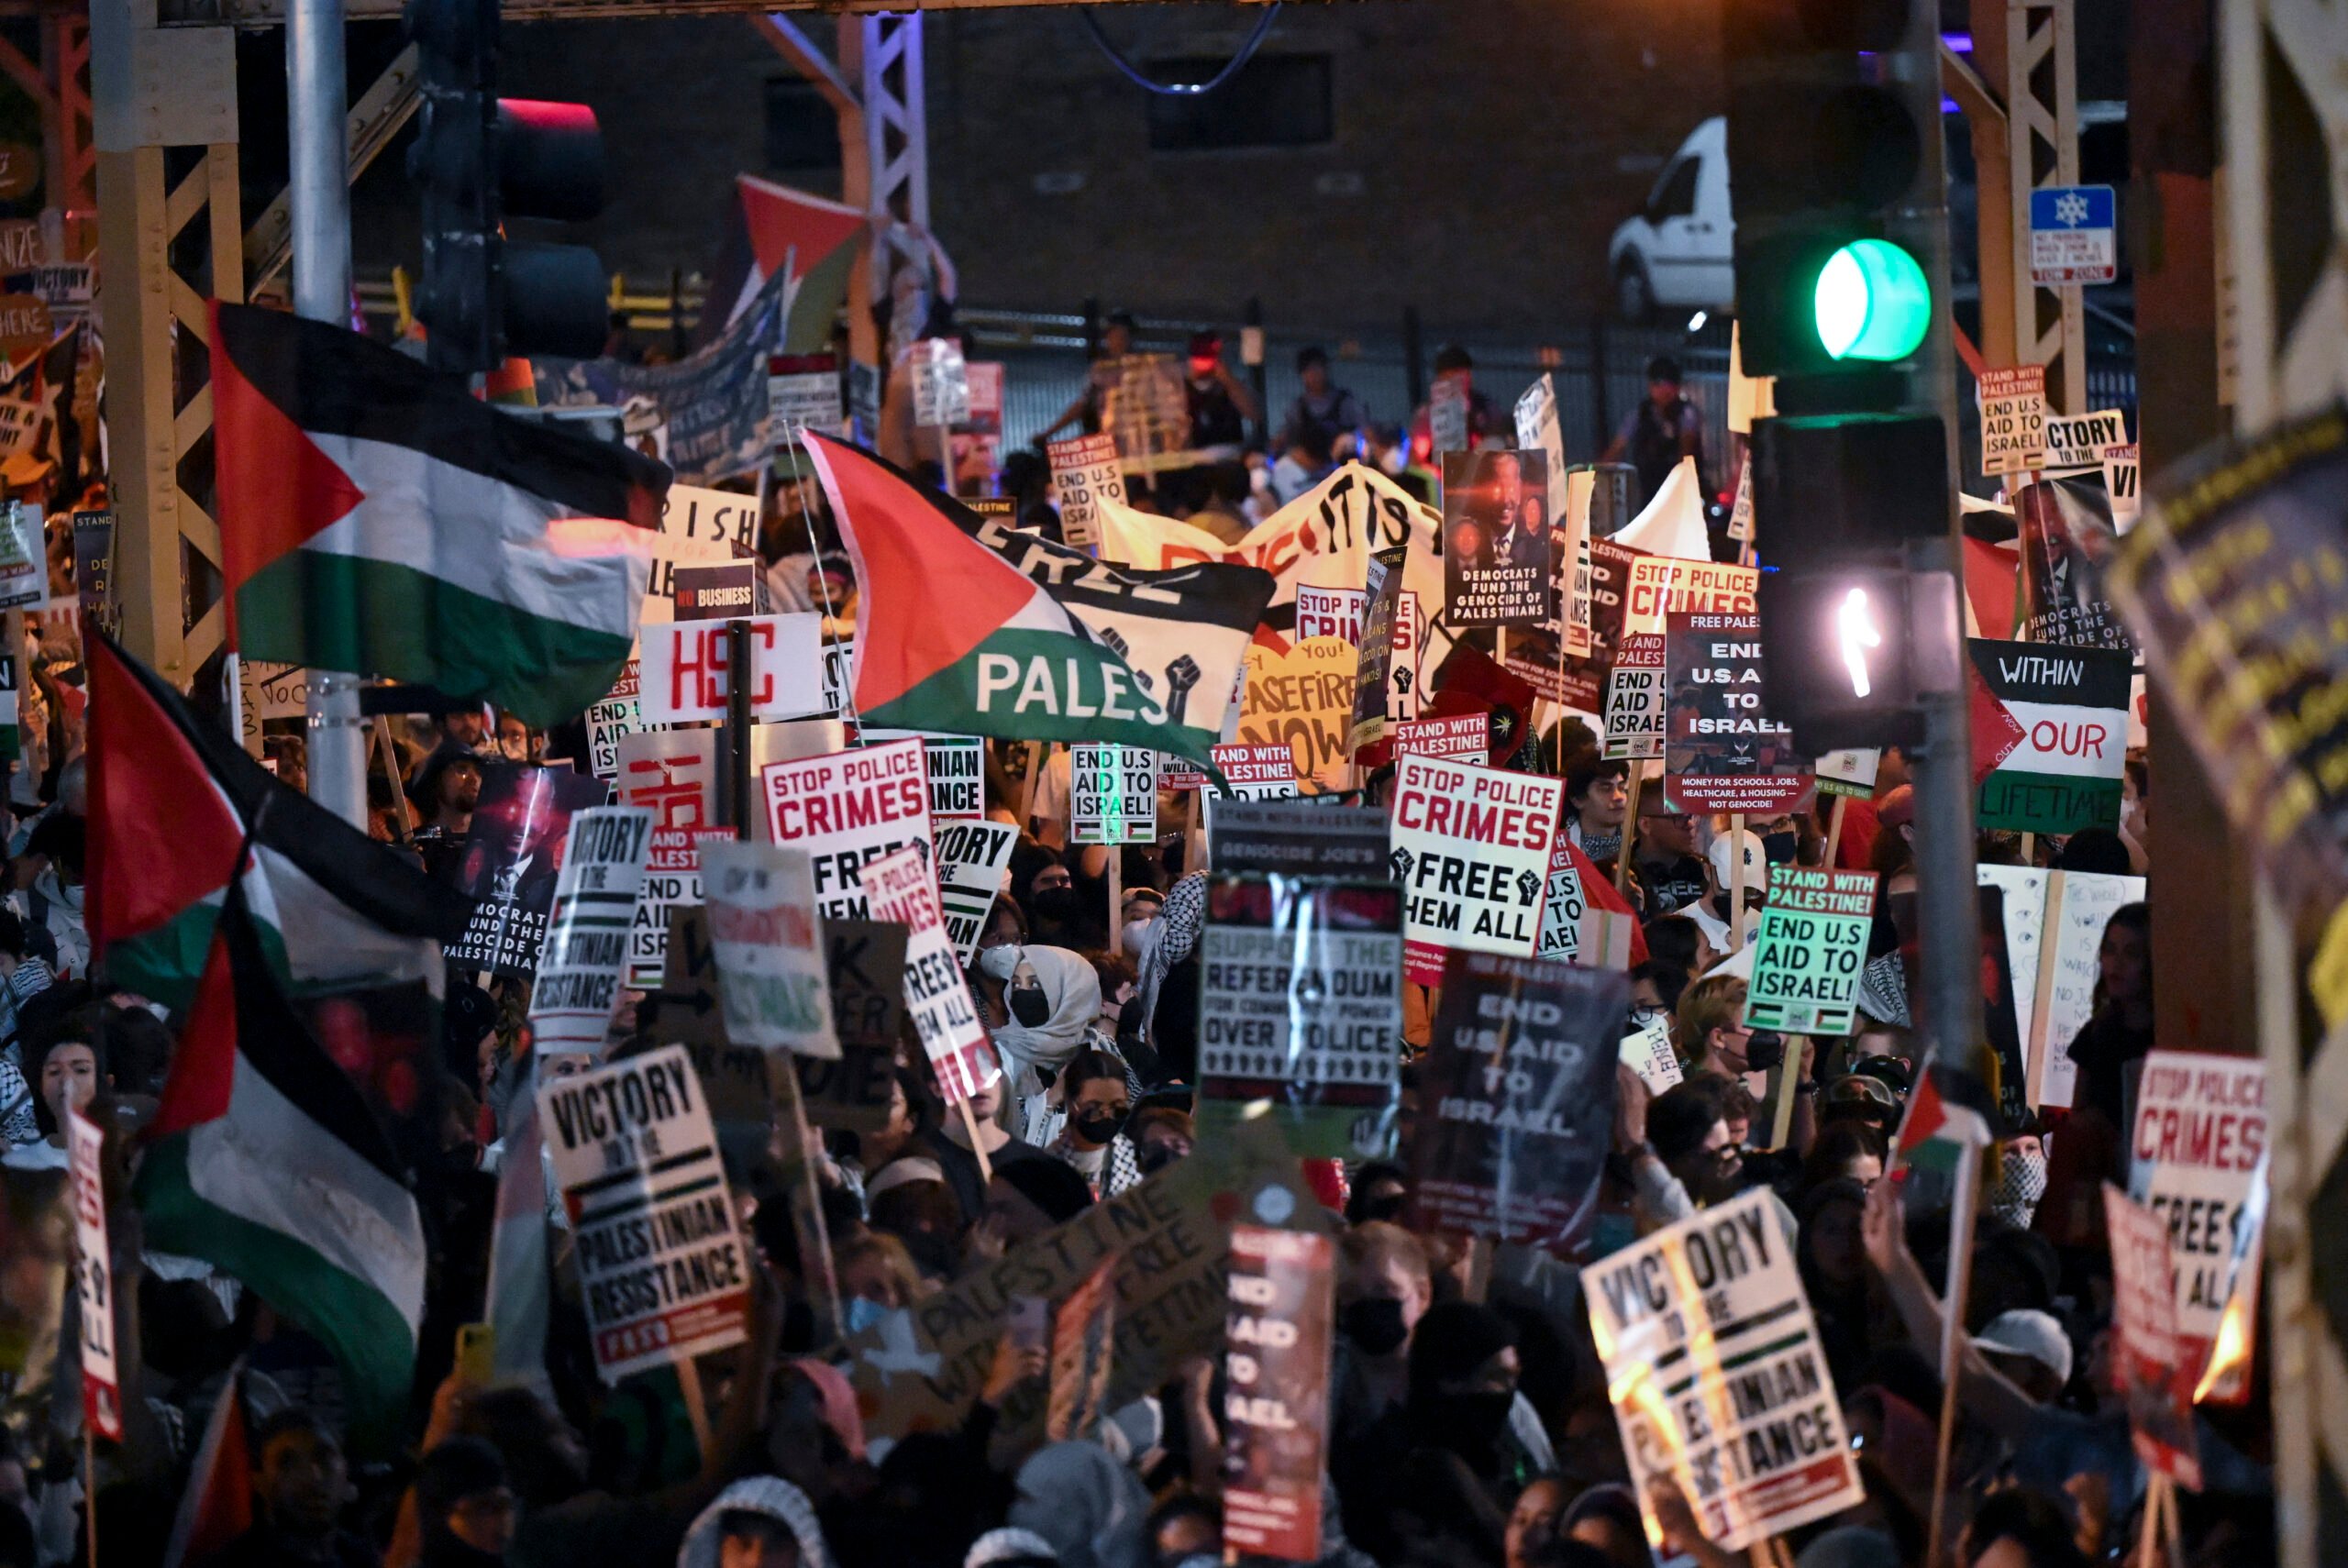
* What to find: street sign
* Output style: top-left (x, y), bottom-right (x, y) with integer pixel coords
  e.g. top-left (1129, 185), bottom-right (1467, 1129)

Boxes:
top-left (2028, 184), bottom-right (2118, 286)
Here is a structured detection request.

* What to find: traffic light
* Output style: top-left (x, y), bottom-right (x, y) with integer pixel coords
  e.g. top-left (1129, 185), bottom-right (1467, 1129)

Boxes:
top-left (1722, 0), bottom-right (1943, 406)
top-left (406, 0), bottom-right (609, 377)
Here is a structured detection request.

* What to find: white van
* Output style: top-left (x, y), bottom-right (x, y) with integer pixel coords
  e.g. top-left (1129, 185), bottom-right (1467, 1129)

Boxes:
top-left (1608, 117), bottom-right (1734, 322)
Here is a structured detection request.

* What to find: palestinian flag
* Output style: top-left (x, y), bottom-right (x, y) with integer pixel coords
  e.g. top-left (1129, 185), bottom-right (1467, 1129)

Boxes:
top-left (1891, 1060), bottom-right (1998, 1176)
top-left (137, 889), bottom-right (430, 1446)
top-left (803, 434), bottom-right (1230, 767)
top-left (87, 632), bottom-right (473, 1011)
top-left (699, 175), bottom-right (866, 354)
top-left (1966, 637), bottom-right (2130, 835)
top-left (484, 1054), bottom-right (552, 1390)
top-left (162, 1364), bottom-right (251, 1568)
top-left (209, 301), bottom-right (670, 727)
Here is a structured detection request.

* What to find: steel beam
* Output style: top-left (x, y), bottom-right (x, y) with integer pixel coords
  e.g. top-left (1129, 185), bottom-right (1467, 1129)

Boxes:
top-left (245, 42), bottom-right (418, 291)
top-left (163, 0), bottom-right (1278, 25)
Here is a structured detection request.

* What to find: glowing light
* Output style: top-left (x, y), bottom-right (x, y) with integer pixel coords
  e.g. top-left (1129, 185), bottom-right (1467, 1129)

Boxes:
top-left (1812, 238), bottom-right (1932, 361)
top-left (1836, 586), bottom-right (1882, 698)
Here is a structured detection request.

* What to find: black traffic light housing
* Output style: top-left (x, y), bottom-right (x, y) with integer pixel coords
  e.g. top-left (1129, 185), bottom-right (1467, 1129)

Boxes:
top-left (406, 0), bottom-right (609, 376)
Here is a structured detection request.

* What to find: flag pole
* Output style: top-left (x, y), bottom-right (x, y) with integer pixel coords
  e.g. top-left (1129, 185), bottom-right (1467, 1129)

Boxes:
top-left (1728, 812), bottom-right (1748, 950)
top-left (1823, 794), bottom-right (1848, 867)
top-left (1614, 760), bottom-right (1643, 897)
top-left (1924, 1136), bottom-right (1984, 1568)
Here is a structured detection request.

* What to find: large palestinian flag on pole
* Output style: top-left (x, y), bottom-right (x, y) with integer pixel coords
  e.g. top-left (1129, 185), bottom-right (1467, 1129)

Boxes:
top-left (87, 632), bottom-right (473, 1010)
top-left (209, 301), bottom-right (670, 726)
top-left (803, 434), bottom-right (1234, 766)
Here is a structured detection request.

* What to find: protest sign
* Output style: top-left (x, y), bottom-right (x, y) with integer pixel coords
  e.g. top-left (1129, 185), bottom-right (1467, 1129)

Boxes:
top-left (72, 510), bottom-right (115, 635)
top-left (1513, 381), bottom-right (1586, 648)
top-left (447, 766), bottom-right (614, 977)
top-left (1968, 638), bottom-right (2129, 834)
top-left (68, 1109), bottom-right (120, 1441)
top-left (1429, 377), bottom-right (1470, 457)
top-left (1977, 865), bottom-right (2050, 1066)
top-left (1389, 714), bottom-right (1489, 764)
top-left (1208, 800), bottom-right (1393, 881)
top-left (1223, 1227), bottom-right (1336, 1562)
top-left (1664, 613), bottom-right (1812, 815)
top-left (1199, 878), bottom-right (1402, 1158)
top-left (1621, 554), bottom-right (1759, 638)
top-left (1295, 584), bottom-right (1365, 644)
top-left (2013, 474), bottom-right (2133, 652)
top-left (1071, 744), bottom-right (1158, 844)
top-left (638, 614), bottom-right (825, 725)
top-left (1727, 448), bottom-right (1755, 543)
top-left (1977, 882), bottom-right (2033, 1129)
top-left (1813, 748), bottom-right (1880, 799)
top-left (1157, 753), bottom-right (1208, 791)
top-left (2103, 442), bottom-right (2140, 530)
top-left (703, 840), bottom-right (839, 1057)
top-left (767, 351), bottom-right (845, 438)
top-left (1621, 1014), bottom-right (1683, 1093)
top-left (2128, 1050), bottom-right (2266, 1403)
top-left (1442, 449), bottom-right (1553, 627)
top-left (1239, 636), bottom-right (1357, 789)
top-left (2043, 408), bottom-right (2131, 473)
top-left (1408, 951), bottom-right (1627, 1253)
top-left (1521, 534), bottom-right (1642, 711)
top-left (1047, 433), bottom-right (1125, 550)
top-left (2023, 869), bottom-right (2143, 1109)
top-left (616, 731), bottom-right (736, 988)
top-left (912, 337), bottom-right (972, 428)
top-left (1582, 1188), bottom-right (1866, 1550)
top-left (236, 658), bottom-right (309, 753)
top-left (821, 640), bottom-right (855, 719)
top-left (0, 502), bottom-right (39, 610)
top-left (2103, 1185), bottom-right (2204, 1488)
top-left (539, 1045), bottom-right (750, 1381)
top-left (670, 561), bottom-right (770, 623)
top-left (934, 819), bottom-right (1019, 962)
top-left (1744, 868), bottom-right (1877, 1034)
top-left (1601, 632), bottom-right (1666, 761)
top-left (1978, 364), bottom-right (2048, 478)
top-left (1047, 1257), bottom-right (1117, 1442)
top-left (840, 1117), bottom-right (1316, 1461)
top-left (1390, 754), bottom-right (1560, 985)
top-left (1346, 547), bottom-right (1409, 755)
top-left (860, 730), bottom-right (985, 822)
top-left (762, 737), bottom-right (936, 922)
top-left (1212, 742), bottom-right (1301, 801)
top-left (585, 661), bottom-right (644, 781)
top-left (858, 845), bottom-right (999, 1103)
top-left (1534, 834), bottom-right (1586, 964)
top-left (647, 484), bottom-right (761, 613)
top-left (526, 808), bottom-right (654, 1053)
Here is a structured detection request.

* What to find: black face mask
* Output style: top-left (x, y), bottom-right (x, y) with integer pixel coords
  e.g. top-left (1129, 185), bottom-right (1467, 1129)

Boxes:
top-left (1030, 887), bottom-right (1081, 922)
top-left (1008, 986), bottom-right (1051, 1027)
top-left (1136, 1143), bottom-right (1181, 1176)
top-left (1762, 831), bottom-right (1799, 864)
top-left (1351, 1192), bottom-right (1407, 1225)
top-left (1340, 1297), bottom-right (1411, 1357)
top-left (1420, 1389), bottom-right (1515, 1458)
top-left (1072, 1110), bottom-right (1126, 1144)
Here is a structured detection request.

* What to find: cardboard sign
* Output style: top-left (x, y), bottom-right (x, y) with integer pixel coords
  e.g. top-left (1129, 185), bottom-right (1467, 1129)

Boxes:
top-left (1978, 364), bottom-right (2048, 477)
top-left (2043, 408), bottom-right (2131, 473)
top-left (2103, 1185), bottom-right (2203, 1488)
top-left (858, 845), bottom-right (999, 1103)
top-left (526, 808), bottom-right (654, 1052)
top-left (2023, 869), bottom-right (2144, 1109)
top-left (1663, 613), bottom-right (1812, 815)
top-left (762, 738), bottom-right (936, 922)
top-left (585, 661), bottom-right (644, 781)
top-left (1443, 449), bottom-right (1554, 627)
top-left (1390, 754), bottom-right (1561, 985)
top-left (68, 1109), bottom-right (120, 1441)
top-left (1582, 1189), bottom-right (1866, 1551)
top-left (1621, 1014), bottom-right (1683, 1094)
top-left (1071, 743), bottom-right (1158, 844)
top-left (638, 614), bottom-right (825, 725)
top-left (539, 1046), bottom-right (750, 1382)
top-left (1295, 584), bottom-right (1366, 644)
top-left (1969, 639), bottom-right (2129, 834)
top-left (2128, 1050), bottom-right (2266, 1403)
top-left (1744, 868), bottom-right (1877, 1034)
top-left (447, 766), bottom-right (615, 977)
top-left (1622, 555), bottom-right (1759, 637)
top-left (1408, 951), bottom-right (1628, 1253)
top-left (912, 338), bottom-right (972, 427)
top-left (1814, 748), bottom-right (1880, 800)
top-left (1239, 636), bottom-right (1357, 789)
top-left (1222, 1228), bottom-right (1336, 1562)
top-left (1212, 742), bottom-right (1301, 800)
top-left (1389, 713), bottom-right (1490, 764)
top-left (1601, 631), bottom-right (1666, 761)
top-left (1208, 800), bottom-right (1393, 882)
top-left (703, 840), bottom-right (840, 1058)
top-left (1198, 878), bottom-right (1402, 1158)
top-left (934, 818), bottom-right (1019, 962)
top-left (1047, 433), bottom-right (1125, 550)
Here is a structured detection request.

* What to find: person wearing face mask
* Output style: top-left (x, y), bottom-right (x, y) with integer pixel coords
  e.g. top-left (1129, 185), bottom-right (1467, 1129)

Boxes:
top-left (1330, 1222), bottom-right (1435, 1458)
top-left (5, 1010), bottom-right (107, 1170)
top-left (1021, 859), bottom-right (1106, 951)
top-left (1043, 1051), bottom-right (1143, 1198)
top-left (1124, 1108), bottom-right (1193, 1177)
top-left (972, 944), bottom-right (1138, 1148)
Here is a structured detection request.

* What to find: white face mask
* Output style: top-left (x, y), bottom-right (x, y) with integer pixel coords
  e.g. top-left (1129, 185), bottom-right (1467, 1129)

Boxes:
top-left (977, 944), bottom-right (1022, 981)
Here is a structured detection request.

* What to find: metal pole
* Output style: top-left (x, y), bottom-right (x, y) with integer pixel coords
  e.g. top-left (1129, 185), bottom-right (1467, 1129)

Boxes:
top-left (725, 620), bottom-right (754, 836)
top-left (291, 0), bottom-right (368, 828)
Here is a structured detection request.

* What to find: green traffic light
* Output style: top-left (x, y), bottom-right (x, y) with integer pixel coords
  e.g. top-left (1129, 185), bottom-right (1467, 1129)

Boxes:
top-left (1813, 238), bottom-right (1931, 362)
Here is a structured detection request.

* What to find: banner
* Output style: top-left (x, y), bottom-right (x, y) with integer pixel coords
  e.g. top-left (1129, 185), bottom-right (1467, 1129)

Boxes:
top-left (1209, 800), bottom-right (1393, 882)
top-left (1222, 1227), bottom-right (1336, 1562)
top-left (2103, 1185), bottom-right (2203, 1488)
top-left (1199, 877), bottom-right (1402, 1158)
top-left (1968, 638), bottom-right (2129, 834)
top-left (762, 738), bottom-right (936, 922)
top-left (1601, 632), bottom-right (1666, 761)
top-left (1390, 754), bottom-right (1561, 984)
top-left (1389, 713), bottom-right (1489, 764)
top-left (935, 819), bottom-right (1018, 963)
top-left (1047, 433), bottom-right (1125, 550)
top-left (447, 766), bottom-right (614, 977)
top-left (1663, 613), bottom-right (1812, 815)
top-left (638, 614), bottom-right (825, 725)
top-left (1582, 1188), bottom-right (1866, 1551)
top-left (1212, 742), bottom-right (1301, 801)
top-left (1071, 744), bottom-right (1158, 845)
top-left (702, 840), bottom-right (840, 1058)
top-left (2021, 869), bottom-right (2143, 1109)
top-left (540, 1045), bottom-right (751, 1381)
top-left (858, 845), bottom-right (1000, 1103)
top-left (1744, 869), bottom-right (1877, 1034)
top-left (1408, 951), bottom-right (1627, 1253)
top-left (1443, 449), bottom-right (1554, 627)
top-left (2128, 1050), bottom-right (2266, 1404)
top-left (68, 1108), bottom-right (120, 1441)
top-left (1238, 636), bottom-right (1357, 789)
top-left (2013, 474), bottom-right (2133, 652)
top-left (526, 807), bottom-right (654, 1052)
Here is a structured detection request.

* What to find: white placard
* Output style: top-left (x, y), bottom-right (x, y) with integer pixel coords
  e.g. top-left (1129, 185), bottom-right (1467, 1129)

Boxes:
top-left (638, 614), bottom-right (825, 725)
top-left (1390, 754), bottom-right (1562, 985)
top-left (934, 819), bottom-right (1019, 964)
top-left (2128, 1050), bottom-right (2266, 1403)
top-left (1977, 365), bottom-right (2048, 478)
top-left (858, 845), bottom-right (1000, 1104)
top-left (69, 1109), bottom-right (120, 1441)
top-left (1071, 743), bottom-right (1158, 844)
top-left (702, 840), bottom-right (840, 1058)
top-left (527, 807), bottom-right (654, 1052)
top-left (2025, 869), bottom-right (2144, 1109)
top-left (1047, 433), bottom-right (1125, 550)
top-left (760, 737), bottom-right (936, 922)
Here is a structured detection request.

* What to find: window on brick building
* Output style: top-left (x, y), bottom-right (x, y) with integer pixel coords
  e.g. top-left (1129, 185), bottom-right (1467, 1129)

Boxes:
top-left (764, 79), bottom-right (841, 172)
top-left (1145, 53), bottom-right (1334, 151)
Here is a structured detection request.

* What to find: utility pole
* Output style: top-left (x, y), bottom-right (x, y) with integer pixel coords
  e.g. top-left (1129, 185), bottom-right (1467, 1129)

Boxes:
top-left (290, 0), bottom-right (369, 828)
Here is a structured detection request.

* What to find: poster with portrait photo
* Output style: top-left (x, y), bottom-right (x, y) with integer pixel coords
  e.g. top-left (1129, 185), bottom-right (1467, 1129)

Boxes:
top-left (446, 764), bottom-right (615, 977)
top-left (1443, 449), bottom-right (1554, 628)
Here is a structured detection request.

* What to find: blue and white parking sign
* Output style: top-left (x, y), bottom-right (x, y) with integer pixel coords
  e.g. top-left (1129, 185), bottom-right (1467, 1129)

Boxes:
top-left (2028, 184), bottom-right (2117, 285)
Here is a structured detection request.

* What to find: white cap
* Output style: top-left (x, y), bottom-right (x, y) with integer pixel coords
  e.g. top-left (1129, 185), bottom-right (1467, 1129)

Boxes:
top-left (1707, 826), bottom-right (1770, 894)
top-left (1973, 1309), bottom-right (2073, 1386)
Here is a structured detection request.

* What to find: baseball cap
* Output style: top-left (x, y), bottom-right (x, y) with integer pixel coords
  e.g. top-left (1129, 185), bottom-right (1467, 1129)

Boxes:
top-left (1707, 828), bottom-right (1770, 894)
top-left (1973, 1309), bottom-right (2073, 1386)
